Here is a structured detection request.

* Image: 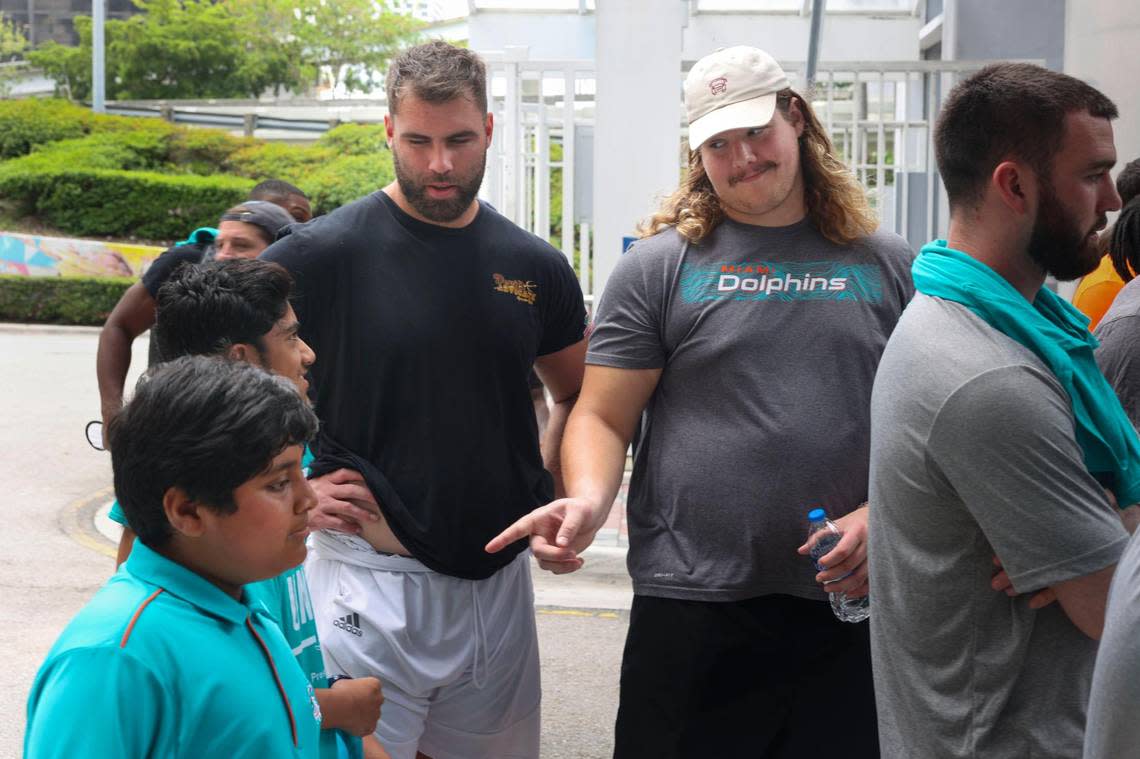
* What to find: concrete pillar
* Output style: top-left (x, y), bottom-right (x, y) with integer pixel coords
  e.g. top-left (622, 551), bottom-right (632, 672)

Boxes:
top-left (592, 0), bottom-right (685, 301)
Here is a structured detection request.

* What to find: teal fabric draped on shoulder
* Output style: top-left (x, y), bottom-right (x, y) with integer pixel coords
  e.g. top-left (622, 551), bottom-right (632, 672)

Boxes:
top-left (912, 240), bottom-right (1140, 507)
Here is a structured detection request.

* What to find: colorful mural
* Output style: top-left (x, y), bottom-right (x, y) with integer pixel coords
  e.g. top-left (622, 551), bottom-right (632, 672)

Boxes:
top-left (0, 232), bottom-right (164, 279)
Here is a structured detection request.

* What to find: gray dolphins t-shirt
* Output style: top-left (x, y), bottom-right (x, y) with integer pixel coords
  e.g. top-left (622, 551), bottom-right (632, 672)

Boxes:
top-left (588, 218), bottom-right (914, 601)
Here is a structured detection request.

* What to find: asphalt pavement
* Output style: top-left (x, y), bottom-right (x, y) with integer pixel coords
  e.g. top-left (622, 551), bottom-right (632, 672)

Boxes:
top-left (0, 324), bottom-right (631, 759)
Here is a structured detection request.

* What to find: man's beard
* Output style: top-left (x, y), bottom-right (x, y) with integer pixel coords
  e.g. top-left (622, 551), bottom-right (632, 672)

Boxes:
top-left (1027, 179), bottom-right (1105, 281)
top-left (392, 148), bottom-right (486, 223)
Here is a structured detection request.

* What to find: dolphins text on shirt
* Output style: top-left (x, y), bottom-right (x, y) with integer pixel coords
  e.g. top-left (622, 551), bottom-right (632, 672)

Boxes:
top-left (680, 261), bottom-right (884, 303)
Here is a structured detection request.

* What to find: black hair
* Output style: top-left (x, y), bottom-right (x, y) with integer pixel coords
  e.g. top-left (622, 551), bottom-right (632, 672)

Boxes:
top-left (107, 356), bottom-right (318, 547)
top-left (154, 259), bottom-right (293, 360)
top-left (250, 179), bottom-right (308, 201)
top-left (1117, 158), bottom-right (1140, 207)
top-left (935, 63), bottom-right (1118, 211)
top-left (1110, 197), bottom-right (1140, 282)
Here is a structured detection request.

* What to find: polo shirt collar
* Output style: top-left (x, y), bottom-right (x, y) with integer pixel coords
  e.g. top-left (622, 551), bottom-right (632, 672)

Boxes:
top-left (125, 541), bottom-right (254, 626)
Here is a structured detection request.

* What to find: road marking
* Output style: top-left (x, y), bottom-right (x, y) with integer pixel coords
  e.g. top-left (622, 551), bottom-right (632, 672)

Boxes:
top-left (536, 608), bottom-right (624, 620)
top-left (59, 486), bottom-right (117, 560)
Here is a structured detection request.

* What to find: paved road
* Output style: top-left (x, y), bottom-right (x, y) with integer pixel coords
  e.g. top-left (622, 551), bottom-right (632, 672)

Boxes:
top-left (0, 325), bottom-right (630, 759)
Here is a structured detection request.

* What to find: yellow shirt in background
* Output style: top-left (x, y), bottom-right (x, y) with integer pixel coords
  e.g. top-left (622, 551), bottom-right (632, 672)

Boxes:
top-left (1073, 255), bottom-right (1125, 331)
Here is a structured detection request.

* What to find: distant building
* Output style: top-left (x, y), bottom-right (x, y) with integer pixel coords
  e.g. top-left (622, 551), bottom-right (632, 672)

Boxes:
top-left (0, 0), bottom-right (140, 47)
top-left (389, 0), bottom-right (445, 23)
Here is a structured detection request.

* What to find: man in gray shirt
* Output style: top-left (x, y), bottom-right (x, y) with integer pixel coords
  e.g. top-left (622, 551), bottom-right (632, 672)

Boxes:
top-left (869, 63), bottom-right (1132, 759)
top-left (489, 46), bottom-right (912, 757)
top-left (1086, 182), bottom-right (1140, 759)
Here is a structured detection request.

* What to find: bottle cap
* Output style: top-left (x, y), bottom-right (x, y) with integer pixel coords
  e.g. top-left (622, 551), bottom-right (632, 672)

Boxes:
top-left (807, 508), bottom-right (825, 521)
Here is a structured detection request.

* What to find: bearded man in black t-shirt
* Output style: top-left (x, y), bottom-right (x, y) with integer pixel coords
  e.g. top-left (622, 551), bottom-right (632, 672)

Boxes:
top-left (262, 41), bottom-right (587, 759)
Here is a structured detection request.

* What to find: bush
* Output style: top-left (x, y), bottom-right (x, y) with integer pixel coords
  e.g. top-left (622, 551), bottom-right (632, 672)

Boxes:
top-left (0, 168), bottom-right (252, 241)
top-left (0, 99), bottom-right (92, 159)
top-left (227, 141), bottom-right (333, 184)
top-left (306, 152), bottom-right (394, 214)
top-left (316, 123), bottom-right (388, 156)
top-left (0, 275), bottom-right (133, 325)
top-left (168, 128), bottom-right (251, 176)
top-left (0, 131), bottom-right (171, 177)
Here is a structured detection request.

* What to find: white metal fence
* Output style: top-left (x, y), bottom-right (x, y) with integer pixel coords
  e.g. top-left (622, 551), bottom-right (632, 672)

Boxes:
top-left (482, 54), bottom-right (1028, 303)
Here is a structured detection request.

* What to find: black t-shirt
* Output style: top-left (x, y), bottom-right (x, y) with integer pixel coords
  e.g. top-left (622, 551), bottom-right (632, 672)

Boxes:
top-left (140, 241), bottom-right (211, 365)
top-left (263, 192), bottom-right (586, 578)
top-left (141, 242), bottom-right (210, 298)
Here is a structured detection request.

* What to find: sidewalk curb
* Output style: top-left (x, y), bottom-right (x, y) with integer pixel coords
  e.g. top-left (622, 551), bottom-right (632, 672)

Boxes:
top-left (0, 322), bottom-right (104, 336)
top-left (58, 486), bottom-right (117, 560)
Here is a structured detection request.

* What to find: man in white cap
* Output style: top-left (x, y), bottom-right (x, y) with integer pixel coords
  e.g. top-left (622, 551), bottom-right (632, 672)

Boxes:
top-left (489, 46), bottom-right (912, 757)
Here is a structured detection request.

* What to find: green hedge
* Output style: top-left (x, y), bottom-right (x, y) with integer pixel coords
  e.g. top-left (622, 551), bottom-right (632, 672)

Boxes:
top-left (306, 153), bottom-right (394, 214)
top-left (0, 168), bottom-right (253, 240)
top-left (0, 275), bottom-right (133, 325)
top-left (0, 100), bottom-right (93, 159)
top-left (0, 99), bottom-right (393, 238)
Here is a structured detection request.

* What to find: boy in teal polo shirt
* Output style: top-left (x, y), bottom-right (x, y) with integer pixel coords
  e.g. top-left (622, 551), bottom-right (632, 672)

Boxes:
top-left (27, 356), bottom-right (323, 757)
top-left (104, 260), bottom-right (384, 759)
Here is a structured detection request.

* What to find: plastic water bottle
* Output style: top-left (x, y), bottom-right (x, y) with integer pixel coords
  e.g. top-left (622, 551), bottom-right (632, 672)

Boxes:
top-left (806, 507), bottom-right (870, 623)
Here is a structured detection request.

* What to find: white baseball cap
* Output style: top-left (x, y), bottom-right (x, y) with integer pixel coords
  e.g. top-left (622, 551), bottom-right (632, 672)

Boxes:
top-left (685, 46), bottom-right (791, 150)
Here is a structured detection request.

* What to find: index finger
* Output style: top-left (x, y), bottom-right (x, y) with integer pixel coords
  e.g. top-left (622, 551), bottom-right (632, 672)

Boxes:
top-left (485, 515), bottom-right (534, 554)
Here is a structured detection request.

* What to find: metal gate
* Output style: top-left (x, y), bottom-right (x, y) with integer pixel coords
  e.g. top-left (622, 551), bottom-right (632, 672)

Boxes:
top-left (483, 53), bottom-right (1025, 302)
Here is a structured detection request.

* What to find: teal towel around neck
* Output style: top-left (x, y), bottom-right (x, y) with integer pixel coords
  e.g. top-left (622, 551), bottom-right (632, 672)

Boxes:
top-left (913, 240), bottom-right (1140, 507)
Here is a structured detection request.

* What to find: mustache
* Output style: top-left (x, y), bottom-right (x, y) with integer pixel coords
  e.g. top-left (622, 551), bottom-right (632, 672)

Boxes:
top-left (729, 162), bottom-right (777, 186)
top-left (1092, 215), bottom-right (1108, 235)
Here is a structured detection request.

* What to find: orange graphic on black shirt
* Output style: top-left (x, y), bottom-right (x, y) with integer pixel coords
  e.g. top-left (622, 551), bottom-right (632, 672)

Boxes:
top-left (492, 273), bottom-right (537, 305)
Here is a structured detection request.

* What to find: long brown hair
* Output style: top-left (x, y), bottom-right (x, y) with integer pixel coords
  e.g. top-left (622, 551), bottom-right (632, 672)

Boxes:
top-left (640, 89), bottom-right (877, 245)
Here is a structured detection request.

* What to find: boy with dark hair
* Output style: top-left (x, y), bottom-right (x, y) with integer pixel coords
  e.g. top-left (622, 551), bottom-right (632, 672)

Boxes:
top-left (26, 357), bottom-right (323, 757)
top-left (106, 259), bottom-right (386, 759)
top-left (97, 188), bottom-right (302, 429)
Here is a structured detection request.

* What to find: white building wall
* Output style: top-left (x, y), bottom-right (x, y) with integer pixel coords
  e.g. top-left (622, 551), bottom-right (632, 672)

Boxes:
top-left (468, 11), bottom-right (596, 59)
top-left (683, 12), bottom-right (921, 66)
top-left (1064, 0), bottom-right (1140, 178)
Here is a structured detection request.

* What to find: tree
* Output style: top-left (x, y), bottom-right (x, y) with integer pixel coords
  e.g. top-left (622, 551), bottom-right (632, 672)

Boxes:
top-left (29, 0), bottom-right (422, 101)
top-left (28, 0), bottom-right (303, 101)
top-left (288, 0), bottom-right (423, 94)
top-left (0, 11), bottom-right (29, 97)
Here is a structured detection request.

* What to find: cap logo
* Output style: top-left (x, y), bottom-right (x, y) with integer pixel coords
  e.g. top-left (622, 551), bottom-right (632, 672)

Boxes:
top-left (709, 77), bottom-right (728, 95)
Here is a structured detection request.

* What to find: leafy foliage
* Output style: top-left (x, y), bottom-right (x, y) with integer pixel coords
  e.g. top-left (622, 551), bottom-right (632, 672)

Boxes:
top-left (306, 153), bottom-right (394, 214)
top-left (27, 0), bottom-right (423, 101)
top-left (316, 123), bottom-right (389, 155)
top-left (0, 166), bottom-right (252, 239)
top-left (288, 0), bottom-right (423, 93)
top-left (0, 100), bottom-right (92, 159)
top-left (0, 100), bottom-right (393, 238)
top-left (28, 3), bottom-right (302, 101)
top-left (0, 11), bottom-right (28, 96)
top-left (0, 275), bottom-right (134, 325)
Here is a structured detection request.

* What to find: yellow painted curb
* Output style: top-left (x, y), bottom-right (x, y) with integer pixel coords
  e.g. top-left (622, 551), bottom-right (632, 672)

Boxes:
top-left (59, 486), bottom-right (117, 560)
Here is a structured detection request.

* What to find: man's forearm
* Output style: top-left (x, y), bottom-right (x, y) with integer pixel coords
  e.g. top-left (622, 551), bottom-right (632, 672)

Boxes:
top-left (541, 393), bottom-right (577, 498)
top-left (560, 407), bottom-right (629, 522)
top-left (96, 325), bottom-right (134, 425)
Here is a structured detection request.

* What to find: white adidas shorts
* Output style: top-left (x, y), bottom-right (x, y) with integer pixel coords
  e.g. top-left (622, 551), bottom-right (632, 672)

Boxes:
top-left (306, 532), bottom-right (541, 759)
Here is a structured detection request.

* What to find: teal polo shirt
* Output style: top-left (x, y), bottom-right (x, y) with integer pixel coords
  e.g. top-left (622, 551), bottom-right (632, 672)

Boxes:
top-left (25, 541), bottom-right (322, 759)
top-left (103, 448), bottom-right (359, 759)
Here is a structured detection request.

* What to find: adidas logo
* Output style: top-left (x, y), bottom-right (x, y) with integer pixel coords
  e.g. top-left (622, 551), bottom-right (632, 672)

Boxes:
top-left (333, 612), bottom-right (363, 637)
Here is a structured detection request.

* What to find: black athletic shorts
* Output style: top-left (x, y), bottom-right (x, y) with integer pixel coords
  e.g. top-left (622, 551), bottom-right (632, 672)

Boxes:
top-left (613, 593), bottom-right (879, 759)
